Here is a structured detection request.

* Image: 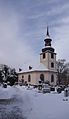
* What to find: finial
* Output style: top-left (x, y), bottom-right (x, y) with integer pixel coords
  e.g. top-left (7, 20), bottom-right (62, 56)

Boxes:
top-left (46, 26), bottom-right (50, 36)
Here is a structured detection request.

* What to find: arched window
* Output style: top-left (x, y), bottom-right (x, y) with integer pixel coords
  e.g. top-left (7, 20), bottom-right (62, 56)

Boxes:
top-left (22, 75), bottom-right (24, 84)
top-left (51, 53), bottom-right (54, 58)
top-left (43, 53), bottom-right (45, 59)
top-left (51, 74), bottom-right (54, 82)
top-left (22, 75), bottom-right (24, 79)
top-left (51, 62), bottom-right (54, 68)
top-left (40, 74), bottom-right (44, 82)
top-left (28, 74), bottom-right (31, 82)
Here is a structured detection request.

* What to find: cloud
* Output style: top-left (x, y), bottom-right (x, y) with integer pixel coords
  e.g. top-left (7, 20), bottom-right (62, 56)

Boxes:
top-left (0, 0), bottom-right (69, 71)
top-left (52, 16), bottom-right (69, 61)
top-left (0, 4), bottom-right (39, 70)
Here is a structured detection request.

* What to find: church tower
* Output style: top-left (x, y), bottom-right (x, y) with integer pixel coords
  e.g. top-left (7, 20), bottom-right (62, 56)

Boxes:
top-left (40, 27), bottom-right (57, 71)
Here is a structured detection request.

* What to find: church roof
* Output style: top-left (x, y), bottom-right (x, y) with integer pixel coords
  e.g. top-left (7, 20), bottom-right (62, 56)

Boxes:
top-left (17, 63), bottom-right (57, 74)
top-left (34, 63), bottom-right (48, 71)
top-left (17, 63), bottom-right (47, 74)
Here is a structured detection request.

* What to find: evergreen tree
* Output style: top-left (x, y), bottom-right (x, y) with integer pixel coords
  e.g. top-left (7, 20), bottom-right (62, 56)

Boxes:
top-left (0, 64), bottom-right (18, 85)
top-left (0, 70), bottom-right (3, 83)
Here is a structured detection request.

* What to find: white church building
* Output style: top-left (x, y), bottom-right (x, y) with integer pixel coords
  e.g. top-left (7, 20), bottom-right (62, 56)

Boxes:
top-left (18, 27), bottom-right (57, 86)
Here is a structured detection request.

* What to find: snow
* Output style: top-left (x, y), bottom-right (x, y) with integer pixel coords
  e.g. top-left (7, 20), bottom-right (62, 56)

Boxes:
top-left (28, 91), bottom-right (69, 119)
top-left (17, 63), bottom-right (49, 74)
top-left (0, 86), bottom-right (16, 99)
top-left (17, 63), bottom-right (57, 74)
top-left (0, 85), bottom-right (69, 119)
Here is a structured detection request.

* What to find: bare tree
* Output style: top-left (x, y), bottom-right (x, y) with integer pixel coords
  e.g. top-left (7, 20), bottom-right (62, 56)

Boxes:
top-left (57, 59), bottom-right (69, 86)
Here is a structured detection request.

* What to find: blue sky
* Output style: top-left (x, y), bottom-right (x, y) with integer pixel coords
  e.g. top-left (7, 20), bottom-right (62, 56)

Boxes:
top-left (0, 0), bottom-right (69, 70)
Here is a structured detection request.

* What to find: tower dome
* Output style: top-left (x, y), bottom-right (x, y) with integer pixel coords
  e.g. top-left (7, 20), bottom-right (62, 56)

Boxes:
top-left (42, 27), bottom-right (54, 53)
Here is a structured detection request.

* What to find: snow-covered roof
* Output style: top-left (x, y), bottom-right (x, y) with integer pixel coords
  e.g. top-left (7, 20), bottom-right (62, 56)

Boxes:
top-left (17, 63), bottom-right (57, 74)
top-left (17, 63), bottom-right (48, 74)
top-left (34, 63), bottom-right (48, 71)
top-left (46, 35), bottom-right (50, 39)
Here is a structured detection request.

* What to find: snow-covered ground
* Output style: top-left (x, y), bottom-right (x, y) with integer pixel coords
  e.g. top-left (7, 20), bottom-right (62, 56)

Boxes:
top-left (0, 85), bottom-right (69, 119)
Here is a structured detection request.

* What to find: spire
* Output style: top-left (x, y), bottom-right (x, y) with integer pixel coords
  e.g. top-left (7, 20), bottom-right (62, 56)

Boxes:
top-left (46, 26), bottom-right (50, 37)
top-left (44, 26), bottom-right (52, 47)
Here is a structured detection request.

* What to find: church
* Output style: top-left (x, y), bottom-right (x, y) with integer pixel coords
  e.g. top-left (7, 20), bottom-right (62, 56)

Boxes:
top-left (18, 27), bottom-right (57, 86)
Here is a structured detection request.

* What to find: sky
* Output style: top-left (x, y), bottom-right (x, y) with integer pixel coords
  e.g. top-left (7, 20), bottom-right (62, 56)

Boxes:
top-left (0, 0), bottom-right (69, 70)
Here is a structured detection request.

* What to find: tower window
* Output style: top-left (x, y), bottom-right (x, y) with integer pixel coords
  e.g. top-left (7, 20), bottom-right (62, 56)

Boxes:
top-left (28, 74), bottom-right (31, 82)
top-left (51, 53), bottom-right (54, 58)
top-left (51, 74), bottom-right (54, 82)
top-left (51, 62), bottom-right (54, 68)
top-left (43, 53), bottom-right (45, 59)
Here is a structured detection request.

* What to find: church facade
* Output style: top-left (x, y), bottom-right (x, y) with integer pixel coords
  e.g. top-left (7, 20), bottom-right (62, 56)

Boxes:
top-left (18, 28), bottom-right (57, 86)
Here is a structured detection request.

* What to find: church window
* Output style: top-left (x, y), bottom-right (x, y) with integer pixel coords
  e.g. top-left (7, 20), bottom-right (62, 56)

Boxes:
top-left (51, 62), bottom-right (54, 68)
top-left (43, 53), bottom-right (45, 59)
top-left (51, 53), bottom-right (54, 58)
top-left (40, 74), bottom-right (44, 82)
top-left (28, 74), bottom-right (31, 82)
top-left (51, 74), bottom-right (54, 82)
top-left (22, 75), bottom-right (24, 78)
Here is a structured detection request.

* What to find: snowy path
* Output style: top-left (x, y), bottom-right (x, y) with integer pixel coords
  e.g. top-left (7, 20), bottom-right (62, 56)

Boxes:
top-left (0, 86), bottom-right (69, 119)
